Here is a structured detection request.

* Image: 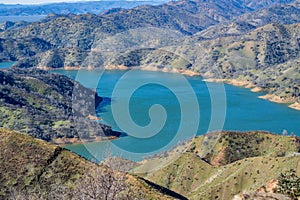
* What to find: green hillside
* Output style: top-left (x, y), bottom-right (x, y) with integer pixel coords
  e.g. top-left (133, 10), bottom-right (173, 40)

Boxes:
top-left (135, 131), bottom-right (300, 199)
top-left (0, 68), bottom-right (120, 143)
top-left (169, 22), bottom-right (300, 106)
top-left (0, 128), bottom-right (183, 199)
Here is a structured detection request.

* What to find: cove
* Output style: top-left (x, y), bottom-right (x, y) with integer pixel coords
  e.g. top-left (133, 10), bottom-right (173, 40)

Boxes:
top-left (51, 69), bottom-right (300, 162)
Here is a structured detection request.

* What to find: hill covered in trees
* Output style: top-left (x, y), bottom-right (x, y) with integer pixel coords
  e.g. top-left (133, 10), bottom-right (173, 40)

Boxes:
top-left (0, 68), bottom-right (120, 143)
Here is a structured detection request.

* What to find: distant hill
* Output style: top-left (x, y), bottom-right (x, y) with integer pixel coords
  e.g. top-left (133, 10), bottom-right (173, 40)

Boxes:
top-left (194, 2), bottom-right (300, 39)
top-left (134, 131), bottom-right (300, 199)
top-left (0, 128), bottom-right (181, 199)
top-left (242, 0), bottom-right (294, 9)
top-left (0, 0), bottom-right (286, 61)
top-left (0, 0), bottom-right (294, 55)
top-left (0, 0), bottom-right (167, 16)
top-left (177, 23), bottom-right (300, 105)
top-left (0, 0), bottom-right (257, 65)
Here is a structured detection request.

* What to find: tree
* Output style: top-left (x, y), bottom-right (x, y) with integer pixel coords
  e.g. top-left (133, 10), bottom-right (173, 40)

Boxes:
top-left (282, 129), bottom-right (288, 136)
top-left (74, 166), bottom-right (131, 200)
top-left (74, 149), bottom-right (143, 200)
top-left (277, 169), bottom-right (300, 199)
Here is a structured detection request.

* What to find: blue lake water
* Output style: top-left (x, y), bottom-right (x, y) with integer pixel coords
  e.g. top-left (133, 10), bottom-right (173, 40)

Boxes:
top-left (0, 62), bottom-right (14, 69)
top-left (50, 69), bottom-right (300, 162)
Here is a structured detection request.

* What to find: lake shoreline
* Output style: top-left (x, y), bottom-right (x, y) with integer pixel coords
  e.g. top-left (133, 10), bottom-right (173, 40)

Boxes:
top-left (258, 94), bottom-right (300, 111)
top-left (47, 65), bottom-right (201, 76)
top-left (48, 66), bottom-right (299, 111)
top-left (52, 135), bottom-right (119, 145)
top-left (203, 78), bottom-right (300, 111)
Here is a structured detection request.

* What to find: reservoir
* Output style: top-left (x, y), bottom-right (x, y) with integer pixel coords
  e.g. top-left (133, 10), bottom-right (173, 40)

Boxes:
top-left (50, 69), bottom-right (300, 162)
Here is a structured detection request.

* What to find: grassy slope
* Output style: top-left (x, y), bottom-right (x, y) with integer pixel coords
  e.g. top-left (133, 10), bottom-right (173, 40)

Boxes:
top-left (0, 128), bottom-right (176, 199)
top-left (135, 131), bottom-right (300, 200)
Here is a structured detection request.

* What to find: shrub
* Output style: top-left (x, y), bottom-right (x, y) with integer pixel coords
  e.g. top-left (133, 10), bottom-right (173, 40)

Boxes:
top-left (277, 169), bottom-right (300, 199)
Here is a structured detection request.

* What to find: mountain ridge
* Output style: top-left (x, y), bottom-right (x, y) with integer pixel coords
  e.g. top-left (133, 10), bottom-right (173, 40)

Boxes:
top-left (0, 0), bottom-right (167, 16)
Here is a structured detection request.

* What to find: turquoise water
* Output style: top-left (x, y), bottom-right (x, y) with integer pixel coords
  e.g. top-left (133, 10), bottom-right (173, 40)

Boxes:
top-left (51, 69), bottom-right (300, 162)
top-left (0, 62), bottom-right (14, 69)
